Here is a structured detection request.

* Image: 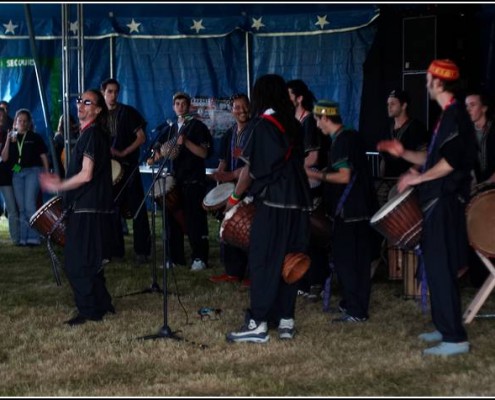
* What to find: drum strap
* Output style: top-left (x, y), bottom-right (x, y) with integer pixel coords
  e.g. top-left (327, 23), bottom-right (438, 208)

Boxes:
top-left (414, 202), bottom-right (437, 314)
top-left (45, 208), bottom-right (70, 287)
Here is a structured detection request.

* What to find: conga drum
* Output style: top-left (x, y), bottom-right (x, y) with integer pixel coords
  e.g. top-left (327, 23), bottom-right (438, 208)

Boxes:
top-left (29, 196), bottom-right (66, 247)
top-left (153, 175), bottom-right (181, 213)
top-left (111, 159), bottom-right (124, 187)
top-left (220, 199), bottom-right (256, 250)
top-left (466, 185), bottom-right (495, 258)
top-left (370, 187), bottom-right (423, 250)
top-left (309, 198), bottom-right (332, 249)
top-left (202, 182), bottom-right (235, 214)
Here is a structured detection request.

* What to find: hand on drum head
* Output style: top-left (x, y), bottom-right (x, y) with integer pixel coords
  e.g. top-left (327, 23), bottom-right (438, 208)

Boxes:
top-left (377, 139), bottom-right (404, 158)
top-left (212, 170), bottom-right (234, 183)
top-left (397, 168), bottom-right (420, 193)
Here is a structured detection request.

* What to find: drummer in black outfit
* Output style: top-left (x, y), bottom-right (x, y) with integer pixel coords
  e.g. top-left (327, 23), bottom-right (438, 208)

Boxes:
top-left (39, 89), bottom-right (115, 326)
top-left (380, 89), bottom-right (429, 181)
top-left (465, 89), bottom-right (495, 287)
top-left (226, 74), bottom-right (312, 343)
top-left (151, 92), bottom-right (212, 271)
top-left (378, 59), bottom-right (475, 356)
top-left (307, 100), bottom-right (377, 323)
top-left (287, 79), bottom-right (330, 301)
top-left (101, 78), bottom-right (151, 264)
top-left (209, 93), bottom-right (251, 285)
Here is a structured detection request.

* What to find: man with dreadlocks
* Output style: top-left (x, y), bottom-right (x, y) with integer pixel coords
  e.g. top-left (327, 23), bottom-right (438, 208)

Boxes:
top-left (225, 74), bottom-right (312, 343)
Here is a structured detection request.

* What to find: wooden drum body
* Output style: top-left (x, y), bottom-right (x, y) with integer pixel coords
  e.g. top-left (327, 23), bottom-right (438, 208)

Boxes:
top-left (29, 196), bottom-right (65, 247)
top-left (466, 186), bottom-right (495, 258)
top-left (220, 199), bottom-right (256, 250)
top-left (370, 187), bottom-right (423, 250)
top-left (153, 175), bottom-right (181, 213)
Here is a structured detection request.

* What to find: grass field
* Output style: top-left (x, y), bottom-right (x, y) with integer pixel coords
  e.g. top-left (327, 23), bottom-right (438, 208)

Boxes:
top-left (0, 213), bottom-right (494, 397)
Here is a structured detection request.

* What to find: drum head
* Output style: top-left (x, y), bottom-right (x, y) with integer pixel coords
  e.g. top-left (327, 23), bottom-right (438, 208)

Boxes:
top-left (153, 175), bottom-right (175, 197)
top-left (370, 186), bottom-right (414, 224)
top-left (466, 189), bottom-right (495, 257)
top-left (203, 183), bottom-right (235, 208)
top-left (111, 160), bottom-right (122, 184)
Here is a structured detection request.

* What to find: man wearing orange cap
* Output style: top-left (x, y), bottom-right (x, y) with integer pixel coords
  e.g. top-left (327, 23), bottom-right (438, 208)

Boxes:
top-left (378, 59), bottom-right (476, 356)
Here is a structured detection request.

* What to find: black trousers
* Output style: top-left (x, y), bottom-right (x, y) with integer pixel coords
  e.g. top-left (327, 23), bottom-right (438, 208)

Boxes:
top-left (249, 203), bottom-right (310, 322)
top-left (332, 218), bottom-right (372, 319)
top-left (65, 212), bottom-right (113, 319)
top-left (421, 196), bottom-right (468, 343)
top-left (167, 181), bottom-right (209, 265)
top-left (112, 167), bottom-right (151, 257)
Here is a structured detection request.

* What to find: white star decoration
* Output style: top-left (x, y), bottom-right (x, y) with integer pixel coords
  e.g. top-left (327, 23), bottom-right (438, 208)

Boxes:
top-left (3, 20), bottom-right (18, 35)
top-left (127, 19), bottom-right (141, 33)
top-left (315, 15), bottom-right (330, 29)
top-left (190, 19), bottom-right (205, 34)
top-left (69, 21), bottom-right (78, 35)
top-left (251, 17), bottom-right (265, 31)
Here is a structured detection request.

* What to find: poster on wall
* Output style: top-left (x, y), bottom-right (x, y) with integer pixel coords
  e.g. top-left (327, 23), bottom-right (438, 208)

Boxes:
top-left (190, 96), bottom-right (234, 138)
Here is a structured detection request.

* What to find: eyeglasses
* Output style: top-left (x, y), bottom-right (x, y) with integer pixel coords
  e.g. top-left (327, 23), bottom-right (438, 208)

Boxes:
top-left (76, 97), bottom-right (95, 106)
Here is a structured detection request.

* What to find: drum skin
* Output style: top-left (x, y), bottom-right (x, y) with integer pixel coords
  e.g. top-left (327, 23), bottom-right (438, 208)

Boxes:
top-left (466, 187), bottom-right (495, 258)
top-left (202, 182), bottom-right (235, 212)
top-left (29, 196), bottom-right (65, 247)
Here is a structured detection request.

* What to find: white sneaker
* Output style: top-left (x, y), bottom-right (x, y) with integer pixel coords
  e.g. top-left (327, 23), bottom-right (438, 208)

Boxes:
top-left (278, 318), bottom-right (295, 340)
top-left (191, 258), bottom-right (206, 271)
top-left (226, 319), bottom-right (270, 343)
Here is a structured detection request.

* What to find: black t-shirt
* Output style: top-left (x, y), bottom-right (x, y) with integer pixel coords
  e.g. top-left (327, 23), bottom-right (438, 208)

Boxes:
top-left (418, 100), bottom-right (476, 204)
top-left (474, 119), bottom-right (495, 183)
top-left (6, 130), bottom-right (47, 169)
top-left (382, 118), bottom-right (430, 178)
top-left (159, 117), bottom-right (212, 185)
top-left (63, 123), bottom-right (113, 213)
top-left (240, 113), bottom-right (312, 210)
top-left (324, 127), bottom-right (377, 221)
top-left (108, 103), bottom-right (147, 167)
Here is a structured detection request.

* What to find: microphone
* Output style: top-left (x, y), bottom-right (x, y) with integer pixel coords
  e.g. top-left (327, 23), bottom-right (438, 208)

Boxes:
top-left (152, 119), bottom-right (173, 133)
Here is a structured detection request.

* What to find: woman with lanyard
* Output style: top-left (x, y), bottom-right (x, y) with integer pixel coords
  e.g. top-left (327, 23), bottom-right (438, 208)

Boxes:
top-left (1, 109), bottom-right (49, 246)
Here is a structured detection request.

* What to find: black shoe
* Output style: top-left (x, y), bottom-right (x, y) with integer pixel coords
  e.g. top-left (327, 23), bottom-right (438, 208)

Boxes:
top-left (331, 314), bottom-right (368, 324)
top-left (64, 314), bottom-right (102, 326)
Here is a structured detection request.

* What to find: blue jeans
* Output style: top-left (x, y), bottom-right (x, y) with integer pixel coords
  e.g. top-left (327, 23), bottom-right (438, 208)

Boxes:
top-left (0, 185), bottom-right (20, 244)
top-left (12, 167), bottom-right (42, 245)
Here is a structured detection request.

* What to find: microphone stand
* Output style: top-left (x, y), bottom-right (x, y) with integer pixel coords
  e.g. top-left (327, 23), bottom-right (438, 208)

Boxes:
top-left (136, 125), bottom-right (183, 341)
top-left (117, 126), bottom-right (171, 298)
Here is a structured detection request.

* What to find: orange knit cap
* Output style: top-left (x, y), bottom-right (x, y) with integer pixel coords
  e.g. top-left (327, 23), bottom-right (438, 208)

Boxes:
top-left (427, 59), bottom-right (460, 81)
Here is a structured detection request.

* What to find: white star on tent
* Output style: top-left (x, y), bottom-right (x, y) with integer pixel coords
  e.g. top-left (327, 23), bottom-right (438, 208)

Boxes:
top-left (3, 20), bottom-right (18, 35)
top-left (190, 19), bottom-right (205, 34)
top-left (315, 15), bottom-right (330, 29)
top-left (127, 18), bottom-right (141, 33)
top-left (251, 17), bottom-right (265, 31)
top-left (69, 21), bottom-right (78, 35)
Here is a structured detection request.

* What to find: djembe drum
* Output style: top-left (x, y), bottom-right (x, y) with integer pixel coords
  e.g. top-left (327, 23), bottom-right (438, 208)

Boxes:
top-left (29, 196), bottom-right (66, 247)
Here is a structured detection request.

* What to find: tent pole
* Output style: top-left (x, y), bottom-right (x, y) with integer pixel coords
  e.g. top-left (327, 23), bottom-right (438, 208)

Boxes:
top-left (23, 4), bottom-right (59, 177)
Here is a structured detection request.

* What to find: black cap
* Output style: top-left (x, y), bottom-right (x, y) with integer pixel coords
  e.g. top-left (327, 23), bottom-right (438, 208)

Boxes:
top-left (388, 89), bottom-right (410, 105)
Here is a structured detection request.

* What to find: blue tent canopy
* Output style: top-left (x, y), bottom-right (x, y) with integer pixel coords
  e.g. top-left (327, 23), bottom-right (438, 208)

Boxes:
top-left (0, 2), bottom-right (380, 166)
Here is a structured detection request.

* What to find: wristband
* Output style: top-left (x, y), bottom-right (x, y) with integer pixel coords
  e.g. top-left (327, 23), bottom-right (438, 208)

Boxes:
top-left (231, 191), bottom-right (241, 200)
top-left (228, 194), bottom-right (240, 206)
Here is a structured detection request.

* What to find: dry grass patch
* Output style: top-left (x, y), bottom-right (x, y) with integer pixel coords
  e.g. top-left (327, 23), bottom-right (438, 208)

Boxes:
top-left (1, 214), bottom-right (495, 396)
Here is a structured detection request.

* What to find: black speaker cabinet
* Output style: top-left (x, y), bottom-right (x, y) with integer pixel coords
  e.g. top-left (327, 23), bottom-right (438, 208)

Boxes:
top-left (403, 16), bottom-right (436, 72)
